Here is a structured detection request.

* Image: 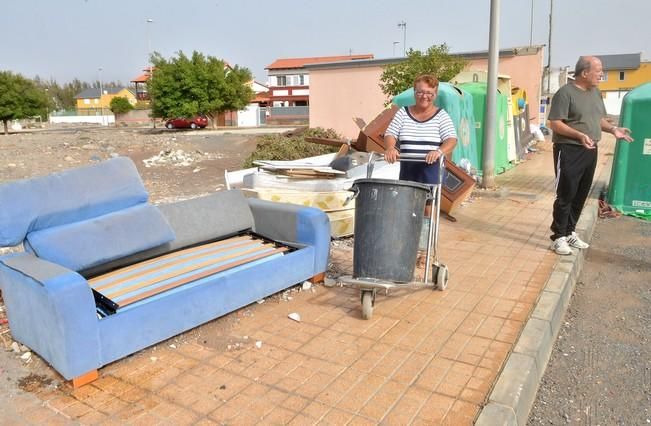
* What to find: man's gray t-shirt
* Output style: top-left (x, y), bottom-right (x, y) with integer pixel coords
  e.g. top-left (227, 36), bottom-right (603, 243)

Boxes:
top-left (548, 83), bottom-right (607, 145)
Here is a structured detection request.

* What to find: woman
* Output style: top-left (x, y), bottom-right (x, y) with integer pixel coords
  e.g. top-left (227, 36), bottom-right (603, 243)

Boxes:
top-left (384, 74), bottom-right (458, 266)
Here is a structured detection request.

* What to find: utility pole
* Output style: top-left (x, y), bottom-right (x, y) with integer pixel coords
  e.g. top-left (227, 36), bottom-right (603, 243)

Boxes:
top-left (482, 0), bottom-right (500, 189)
top-left (529, 0), bottom-right (534, 46)
top-left (146, 18), bottom-right (155, 128)
top-left (398, 21), bottom-right (407, 56)
top-left (98, 67), bottom-right (104, 126)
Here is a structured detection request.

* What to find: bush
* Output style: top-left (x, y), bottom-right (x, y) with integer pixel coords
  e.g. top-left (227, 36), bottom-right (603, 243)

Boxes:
top-left (109, 97), bottom-right (134, 114)
top-left (242, 127), bottom-right (342, 169)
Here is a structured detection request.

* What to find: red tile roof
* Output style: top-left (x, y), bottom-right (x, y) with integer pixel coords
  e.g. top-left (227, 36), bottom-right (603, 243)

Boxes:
top-left (131, 72), bottom-right (150, 83)
top-left (266, 54), bottom-right (374, 70)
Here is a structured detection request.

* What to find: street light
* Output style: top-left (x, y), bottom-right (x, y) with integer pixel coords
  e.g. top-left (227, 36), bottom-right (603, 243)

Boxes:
top-left (98, 67), bottom-right (104, 126)
top-left (44, 88), bottom-right (49, 124)
top-left (146, 18), bottom-right (154, 64)
top-left (146, 18), bottom-right (155, 128)
top-left (397, 21), bottom-right (407, 56)
top-left (529, 0), bottom-right (534, 46)
top-left (392, 41), bottom-right (400, 57)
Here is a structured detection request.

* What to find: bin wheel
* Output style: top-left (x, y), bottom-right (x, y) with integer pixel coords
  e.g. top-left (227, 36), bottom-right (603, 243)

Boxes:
top-left (435, 264), bottom-right (449, 291)
top-left (361, 291), bottom-right (373, 320)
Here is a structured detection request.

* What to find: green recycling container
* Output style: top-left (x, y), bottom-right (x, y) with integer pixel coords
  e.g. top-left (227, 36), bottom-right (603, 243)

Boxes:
top-left (458, 82), bottom-right (511, 175)
top-left (607, 82), bottom-right (651, 220)
top-left (392, 83), bottom-right (480, 172)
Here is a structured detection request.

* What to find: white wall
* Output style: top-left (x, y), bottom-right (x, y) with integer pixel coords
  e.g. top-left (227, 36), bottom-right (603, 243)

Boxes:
top-left (50, 115), bottom-right (115, 125)
top-left (238, 104), bottom-right (260, 127)
top-left (604, 91), bottom-right (627, 116)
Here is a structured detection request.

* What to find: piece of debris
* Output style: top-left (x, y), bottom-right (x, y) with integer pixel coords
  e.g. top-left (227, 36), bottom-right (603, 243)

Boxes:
top-left (302, 281), bottom-right (312, 291)
top-left (20, 352), bottom-right (32, 361)
top-left (255, 341), bottom-right (262, 349)
top-left (150, 356), bottom-right (158, 362)
top-left (256, 299), bottom-right (265, 304)
top-left (11, 342), bottom-right (20, 353)
top-left (288, 312), bottom-right (301, 322)
top-left (169, 344), bottom-right (177, 349)
top-left (19, 344), bottom-right (28, 352)
top-left (142, 149), bottom-right (217, 168)
top-left (323, 277), bottom-right (336, 288)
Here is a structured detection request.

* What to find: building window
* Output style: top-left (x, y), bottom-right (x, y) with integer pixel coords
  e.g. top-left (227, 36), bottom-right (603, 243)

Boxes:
top-left (299, 74), bottom-right (305, 85)
top-left (619, 71), bottom-right (625, 81)
top-left (84, 99), bottom-right (90, 104)
top-left (276, 75), bottom-right (287, 86)
top-left (599, 73), bottom-right (608, 82)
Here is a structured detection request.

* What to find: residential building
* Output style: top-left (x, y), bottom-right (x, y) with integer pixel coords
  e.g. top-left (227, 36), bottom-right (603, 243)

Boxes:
top-left (129, 64), bottom-right (269, 127)
top-left (265, 54), bottom-right (374, 125)
top-left (130, 67), bottom-right (153, 102)
top-left (74, 87), bottom-right (136, 116)
top-left (306, 46), bottom-right (543, 139)
top-left (595, 53), bottom-right (651, 114)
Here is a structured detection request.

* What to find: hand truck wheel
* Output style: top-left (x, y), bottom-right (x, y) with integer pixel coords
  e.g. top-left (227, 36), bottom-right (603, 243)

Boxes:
top-left (434, 264), bottom-right (449, 291)
top-left (361, 290), bottom-right (374, 320)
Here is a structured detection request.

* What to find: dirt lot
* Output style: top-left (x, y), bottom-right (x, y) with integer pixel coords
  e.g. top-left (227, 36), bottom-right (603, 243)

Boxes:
top-left (528, 215), bottom-right (651, 425)
top-left (0, 125), bottom-right (268, 203)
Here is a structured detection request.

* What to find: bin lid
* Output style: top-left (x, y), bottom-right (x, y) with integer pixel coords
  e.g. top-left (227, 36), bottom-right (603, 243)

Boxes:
top-left (353, 178), bottom-right (432, 192)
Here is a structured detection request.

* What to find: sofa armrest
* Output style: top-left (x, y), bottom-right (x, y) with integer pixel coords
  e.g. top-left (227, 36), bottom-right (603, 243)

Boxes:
top-left (247, 199), bottom-right (330, 273)
top-left (0, 253), bottom-right (101, 379)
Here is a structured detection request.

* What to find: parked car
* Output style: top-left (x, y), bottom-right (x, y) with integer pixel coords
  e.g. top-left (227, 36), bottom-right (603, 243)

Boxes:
top-left (165, 116), bottom-right (208, 129)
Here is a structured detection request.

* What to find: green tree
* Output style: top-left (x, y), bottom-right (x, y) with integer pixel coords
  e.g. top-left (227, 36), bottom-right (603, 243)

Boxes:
top-left (0, 71), bottom-right (49, 135)
top-left (110, 96), bottom-right (134, 114)
top-left (148, 51), bottom-right (254, 127)
top-left (380, 44), bottom-right (467, 99)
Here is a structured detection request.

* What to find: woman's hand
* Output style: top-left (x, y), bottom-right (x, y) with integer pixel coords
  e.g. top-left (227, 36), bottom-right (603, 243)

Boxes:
top-left (425, 150), bottom-right (442, 164)
top-left (385, 147), bottom-right (399, 164)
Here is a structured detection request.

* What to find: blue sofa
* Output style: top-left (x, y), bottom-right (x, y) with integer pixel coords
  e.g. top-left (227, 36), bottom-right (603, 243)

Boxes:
top-left (0, 157), bottom-right (330, 385)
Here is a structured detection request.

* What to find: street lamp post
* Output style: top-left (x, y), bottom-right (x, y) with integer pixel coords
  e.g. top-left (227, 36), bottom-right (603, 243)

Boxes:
top-left (529, 0), bottom-right (535, 46)
top-left (44, 88), bottom-right (49, 124)
top-left (146, 18), bottom-right (155, 128)
top-left (98, 67), bottom-right (104, 126)
top-left (397, 21), bottom-right (407, 56)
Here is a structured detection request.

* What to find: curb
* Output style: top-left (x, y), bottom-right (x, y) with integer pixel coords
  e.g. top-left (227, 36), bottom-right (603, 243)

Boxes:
top-left (476, 163), bottom-right (612, 425)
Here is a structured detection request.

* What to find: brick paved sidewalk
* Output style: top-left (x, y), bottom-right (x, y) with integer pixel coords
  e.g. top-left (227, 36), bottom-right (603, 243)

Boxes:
top-left (0, 137), bottom-right (616, 425)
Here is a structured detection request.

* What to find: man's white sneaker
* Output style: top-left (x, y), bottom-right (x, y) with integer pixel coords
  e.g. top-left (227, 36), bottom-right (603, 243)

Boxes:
top-left (551, 236), bottom-right (573, 255)
top-left (567, 232), bottom-right (590, 249)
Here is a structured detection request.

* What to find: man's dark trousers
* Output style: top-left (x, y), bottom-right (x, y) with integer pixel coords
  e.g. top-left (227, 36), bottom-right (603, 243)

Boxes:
top-left (550, 143), bottom-right (598, 241)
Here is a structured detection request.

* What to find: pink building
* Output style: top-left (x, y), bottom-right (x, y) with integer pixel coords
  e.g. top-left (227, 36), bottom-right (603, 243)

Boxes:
top-left (306, 46), bottom-right (544, 139)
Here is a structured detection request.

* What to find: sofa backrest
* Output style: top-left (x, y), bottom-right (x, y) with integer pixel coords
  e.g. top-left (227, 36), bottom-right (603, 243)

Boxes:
top-left (79, 190), bottom-right (255, 277)
top-left (0, 157), bottom-right (148, 247)
top-left (0, 157), bottom-right (176, 272)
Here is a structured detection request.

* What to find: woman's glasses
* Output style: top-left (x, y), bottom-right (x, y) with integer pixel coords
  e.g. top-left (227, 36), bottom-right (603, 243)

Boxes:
top-left (415, 91), bottom-right (436, 98)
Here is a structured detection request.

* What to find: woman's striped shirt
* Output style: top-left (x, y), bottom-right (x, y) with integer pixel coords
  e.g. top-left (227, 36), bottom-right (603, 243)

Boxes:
top-left (385, 107), bottom-right (457, 160)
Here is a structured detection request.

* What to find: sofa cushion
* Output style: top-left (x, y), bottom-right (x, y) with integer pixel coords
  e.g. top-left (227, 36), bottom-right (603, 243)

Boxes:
top-left (26, 204), bottom-right (175, 272)
top-left (0, 157), bottom-right (148, 247)
top-left (157, 190), bottom-right (254, 250)
top-left (79, 190), bottom-right (255, 278)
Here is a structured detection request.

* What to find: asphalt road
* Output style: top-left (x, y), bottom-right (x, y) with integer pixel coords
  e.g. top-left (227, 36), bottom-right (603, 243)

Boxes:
top-left (528, 215), bottom-right (651, 425)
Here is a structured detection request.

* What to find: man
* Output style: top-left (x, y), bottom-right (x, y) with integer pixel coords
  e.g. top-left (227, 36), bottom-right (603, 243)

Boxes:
top-left (547, 56), bottom-right (633, 255)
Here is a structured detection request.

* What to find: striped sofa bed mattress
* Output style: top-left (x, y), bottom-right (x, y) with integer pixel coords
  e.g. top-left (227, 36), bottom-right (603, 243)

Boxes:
top-left (90, 234), bottom-right (292, 316)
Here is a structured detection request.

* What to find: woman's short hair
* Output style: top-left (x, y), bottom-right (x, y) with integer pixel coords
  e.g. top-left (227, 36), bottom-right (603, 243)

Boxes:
top-left (413, 74), bottom-right (439, 91)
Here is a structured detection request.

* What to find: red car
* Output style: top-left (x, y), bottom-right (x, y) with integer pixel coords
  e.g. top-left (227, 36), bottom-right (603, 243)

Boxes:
top-left (165, 116), bottom-right (208, 129)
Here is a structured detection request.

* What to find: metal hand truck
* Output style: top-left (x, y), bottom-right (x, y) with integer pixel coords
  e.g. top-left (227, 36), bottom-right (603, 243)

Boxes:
top-left (337, 152), bottom-right (449, 320)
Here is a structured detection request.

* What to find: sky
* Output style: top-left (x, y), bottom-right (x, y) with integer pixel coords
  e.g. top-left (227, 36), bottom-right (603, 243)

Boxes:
top-left (2, 0), bottom-right (650, 86)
